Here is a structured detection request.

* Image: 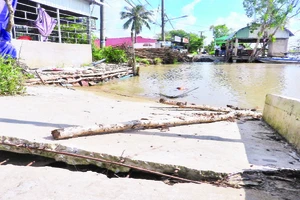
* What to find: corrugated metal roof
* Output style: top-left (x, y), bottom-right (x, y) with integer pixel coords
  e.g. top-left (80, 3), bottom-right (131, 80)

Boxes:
top-left (228, 26), bottom-right (294, 41)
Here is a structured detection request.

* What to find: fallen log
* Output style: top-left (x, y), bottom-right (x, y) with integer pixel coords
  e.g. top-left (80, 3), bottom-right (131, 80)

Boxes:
top-left (159, 98), bottom-right (232, 112)
top-left (51, 110), bottom-right (261, 140)
top-left (158, 99), bottom-right (261, 114)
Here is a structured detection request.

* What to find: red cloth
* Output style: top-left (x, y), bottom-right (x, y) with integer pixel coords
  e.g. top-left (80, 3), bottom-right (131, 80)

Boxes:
top-left (18, 36), bottom-right (31, 40)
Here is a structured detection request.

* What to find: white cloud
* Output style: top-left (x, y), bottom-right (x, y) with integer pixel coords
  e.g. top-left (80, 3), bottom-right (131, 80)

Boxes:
top-left (214, 12), bottom-right (252, 32)
top-left (170, 0), bottom-right (201, 32)
top-left (203, 12), bottom-right (251, 45)
top-left (286, 17), bottom-right (300, 49)
top-left (182, 0), bottom-right (202, 15)
top-left (93, 0), bottom-right (163, 39)
top-left (92, 0), bottom-right (133, 38)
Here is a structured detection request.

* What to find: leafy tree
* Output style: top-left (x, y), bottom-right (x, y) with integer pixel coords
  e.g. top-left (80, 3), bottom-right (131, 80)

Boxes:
top-left (120, 5), bottom-right (153, 75)
top-left (157, 29), bottom-right (204, 53)
top-left (243, 0), bottom-right (300, 61)
top-left (205, 41), bottom-right (216, 55)
top-left (209, 24), bottom-right (232, 39)
top-left (165, 30), bottom-right (188, 40)
top-left (156, 30), bottom-right (191, 41)
top-left (188, 33), bottom-right (204, 53)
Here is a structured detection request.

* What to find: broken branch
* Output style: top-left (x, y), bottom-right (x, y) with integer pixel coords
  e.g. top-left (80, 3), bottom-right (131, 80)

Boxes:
top-left (0, 159), bottom-right (9, 165)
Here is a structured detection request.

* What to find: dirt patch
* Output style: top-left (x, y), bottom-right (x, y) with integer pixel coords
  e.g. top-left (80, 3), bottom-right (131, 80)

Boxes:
top-left (227, 170), bottom-right (300, 200)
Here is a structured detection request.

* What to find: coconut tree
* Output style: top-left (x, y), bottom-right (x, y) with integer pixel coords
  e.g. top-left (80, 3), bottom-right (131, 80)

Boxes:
top-left (120, 5), bottom-right (153, 76)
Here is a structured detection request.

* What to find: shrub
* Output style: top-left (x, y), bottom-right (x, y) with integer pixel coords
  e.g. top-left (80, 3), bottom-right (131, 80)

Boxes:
top-left (136, 57), bottom-right (150, 65)
top-left (0, 57), bottom-right (25, 95)
top-left (135, 56), bottom-right (141, 63)
top-left (92, 46), bottom-right (128, 63)
top-left (153, 57), bottom-right (162, 65)
top-left (141, 59), bottom-right (150, 65)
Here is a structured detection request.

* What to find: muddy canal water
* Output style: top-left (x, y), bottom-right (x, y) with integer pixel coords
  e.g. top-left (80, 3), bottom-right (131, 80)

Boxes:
top-left (88, 63), bottom-right (300, 111)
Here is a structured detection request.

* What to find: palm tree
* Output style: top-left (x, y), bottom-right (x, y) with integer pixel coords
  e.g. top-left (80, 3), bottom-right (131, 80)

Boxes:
top-left (120, 5), bottom-right (153, 76)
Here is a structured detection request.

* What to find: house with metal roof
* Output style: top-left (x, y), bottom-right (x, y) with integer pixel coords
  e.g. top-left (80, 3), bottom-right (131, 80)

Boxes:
top-left (10, 0), bottom-right (104, 68)
top-left (227, 26), bottom-right (294, 61)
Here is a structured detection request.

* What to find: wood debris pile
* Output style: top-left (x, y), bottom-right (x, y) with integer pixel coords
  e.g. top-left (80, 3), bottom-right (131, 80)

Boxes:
top-left (135, 48), bottom-right (192, 64)
top-left (25, 62), bottom-right (132, 87)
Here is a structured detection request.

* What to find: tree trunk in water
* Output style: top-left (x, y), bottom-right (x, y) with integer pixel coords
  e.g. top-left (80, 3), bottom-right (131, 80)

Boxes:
top-left (5, 0), bottom-right (15, 32)
top-left (248, 26), bottom-right (266, 62)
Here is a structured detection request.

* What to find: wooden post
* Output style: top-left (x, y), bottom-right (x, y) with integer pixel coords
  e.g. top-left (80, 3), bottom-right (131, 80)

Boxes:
top-left (4, 0), bottom-right (15, 32)
top-left (234, 38), bottom-right (238, 56)
top-left (225, 42), bottom-right (229, 61)
top-left (57, 8), bottom-right (62, 43)
top-left (100, 0), bottom-right (104, 47)
top-left (161, 0), bottom-right (165, 41)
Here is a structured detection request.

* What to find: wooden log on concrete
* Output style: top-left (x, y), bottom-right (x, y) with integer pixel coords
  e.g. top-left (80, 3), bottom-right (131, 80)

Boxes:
top-left (159, 99), bottom-right (262, 118)
top-left (52, 111), bottom-right (248, 140)
top-left (159, 98), bottom-right (232, 112)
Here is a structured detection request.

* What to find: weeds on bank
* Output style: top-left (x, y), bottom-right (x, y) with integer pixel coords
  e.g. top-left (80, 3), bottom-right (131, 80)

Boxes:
top-left (136, 57), bottom-right (150, 65)
top-left (92, 46), bottom-right (128, 63)
top-left (153, 57), bottom-right (162, 65)
top-left (0, 57), bottom-right (25, 95)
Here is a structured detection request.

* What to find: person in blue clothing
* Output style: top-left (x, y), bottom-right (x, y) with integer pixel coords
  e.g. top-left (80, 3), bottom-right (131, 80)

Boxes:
top-left (214, 44), bottom-right (220, 56)
top-left (220, 43), bottom-right (226, 56)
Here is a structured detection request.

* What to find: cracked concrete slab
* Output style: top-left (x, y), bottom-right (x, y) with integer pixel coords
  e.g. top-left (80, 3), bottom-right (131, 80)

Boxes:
top-left (1, 86), bottom-right (300, 176)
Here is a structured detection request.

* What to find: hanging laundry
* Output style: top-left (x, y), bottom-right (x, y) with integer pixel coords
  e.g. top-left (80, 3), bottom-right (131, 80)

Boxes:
top-left (34, 8), bottom-right (57, 42)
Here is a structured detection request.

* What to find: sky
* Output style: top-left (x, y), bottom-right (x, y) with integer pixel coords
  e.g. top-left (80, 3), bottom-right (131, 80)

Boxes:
top-left (91, 0), bottom-right (300, 48)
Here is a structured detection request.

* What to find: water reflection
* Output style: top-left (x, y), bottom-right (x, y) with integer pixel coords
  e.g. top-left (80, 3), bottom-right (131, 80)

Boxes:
top-left (90, 63), bottom-right (300, 111)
